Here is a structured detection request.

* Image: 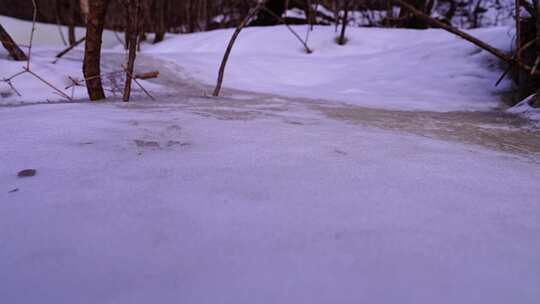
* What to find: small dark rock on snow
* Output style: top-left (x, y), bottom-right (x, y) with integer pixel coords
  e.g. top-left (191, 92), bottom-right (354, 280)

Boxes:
top-left (17, 169), bottom-right (37, 177)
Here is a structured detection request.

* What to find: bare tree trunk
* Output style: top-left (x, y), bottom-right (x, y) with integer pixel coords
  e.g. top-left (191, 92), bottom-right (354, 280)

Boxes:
top-left (306, 0), bottom-right (314, 30)
top-left (83, 0), bottom-right (109, 101)
top-left (68, 25), bottom-right (76, 45)
top-left (533, 0), bottom-right (540, 107)
top-left (535, 0), bottom-right (540, 58)
top-left (137, 0), bottom-right (148, 51)
top-left (153, 0), bottom-right (166, 43)
top-left (55, 0), bottom-right (77, 45)
top-left (213, 1), bottom-right (266, 97)
top-left (515, 0), bottom-right (521, 85)
top-left (386, 0), bottom-right (394, 27)
top-left (123, 0), bottom-right (141, 102)
top-left (67, 0), bottom-right (77, 45)
top-left (0, 23), bottom-right (28, 61)
top-left (337, 0), bottom-right (349, 45)
top-left (54, 0), bottom-right (68, 46)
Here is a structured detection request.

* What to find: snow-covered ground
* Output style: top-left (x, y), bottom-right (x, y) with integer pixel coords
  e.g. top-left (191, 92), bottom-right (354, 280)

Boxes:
top-left (146, 25), bottom-right (515, 112)
top-left (2, 17), bottom-right (540, 304)
top-left (0, 18), bottom-right (532, 116)
top-left (1, 95), bottom-right (540, 304)
top-left (0, 15), bottom-right (119, 48)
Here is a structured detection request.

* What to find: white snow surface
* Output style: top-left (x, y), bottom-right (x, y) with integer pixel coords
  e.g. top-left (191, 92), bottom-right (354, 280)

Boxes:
top-left (0, 15), bottom-right (120, 48)
top-left (1, 20), bottom-right (540, 303)
top-left (0, 16), bottom-right (123, 104)
top-left (146, 25), bottom-right (514, 112)
top-left (1, 99), bottom-right (539, 304)
top-left (0, 48), bottom-right (89, 103)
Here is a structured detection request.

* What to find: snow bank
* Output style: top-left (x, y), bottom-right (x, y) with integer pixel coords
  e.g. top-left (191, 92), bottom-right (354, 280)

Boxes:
top-left (146, 25), bottom-right (514, 112)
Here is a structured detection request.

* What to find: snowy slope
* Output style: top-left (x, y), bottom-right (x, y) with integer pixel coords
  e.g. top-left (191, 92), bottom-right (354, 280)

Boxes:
top-left (0, 15), bottom-right (120, 48)
top-left (146, 25), bottom-right (514, 112)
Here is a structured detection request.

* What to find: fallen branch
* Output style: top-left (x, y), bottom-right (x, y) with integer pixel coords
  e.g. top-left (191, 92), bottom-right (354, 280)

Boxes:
top-left (135, 70), bottom-right (159, 79)
top-left (122, 65), bottom-right (155, 100)
top-left (495, 64), bottom-right (513, 86)
top-left (394, 0), bottom-right (513, 64)
top-left (495, 38), bottom-right (538, 86)
top-left (53, 36), bottom-right (86, 64)
top-left (0, 23), bottom-right (28, 61)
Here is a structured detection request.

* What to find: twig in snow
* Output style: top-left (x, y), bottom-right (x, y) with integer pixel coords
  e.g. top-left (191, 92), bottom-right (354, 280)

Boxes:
top-left (3, 78), bottom-right (21, 96)
top-left (1, 0), bottom-right (72, 102)
top-left (24, 67), bottom-right (73, 101)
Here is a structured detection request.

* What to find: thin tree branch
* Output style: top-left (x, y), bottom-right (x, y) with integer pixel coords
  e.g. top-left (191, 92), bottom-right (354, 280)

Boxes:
top-left (27, 0), bottom-right (38, 70)
top-left (394, 0), bottom-right (513, 64)
top-left (262, 6), bottom-right (313, 53)
top-left (24, 67), bottom-right (73, 101)
top-left (53, 36), bottom-right (86, 64)
top-left (213, 0), bottom-right (267, 97)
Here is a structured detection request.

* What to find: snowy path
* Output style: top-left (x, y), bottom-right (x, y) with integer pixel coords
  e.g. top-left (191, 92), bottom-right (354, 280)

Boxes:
top-left (1, 53), bottom-right (540, 303)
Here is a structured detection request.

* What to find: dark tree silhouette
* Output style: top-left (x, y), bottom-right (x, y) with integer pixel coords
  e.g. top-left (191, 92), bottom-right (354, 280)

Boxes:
top-left (0, 22), bottom-right (28, 61)
top-left (83, 0), bottom-right (110, 101)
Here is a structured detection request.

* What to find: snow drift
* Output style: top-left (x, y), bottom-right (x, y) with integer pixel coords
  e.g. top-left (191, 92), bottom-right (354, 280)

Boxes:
top-left (146, 25), bottom-right (515, 112)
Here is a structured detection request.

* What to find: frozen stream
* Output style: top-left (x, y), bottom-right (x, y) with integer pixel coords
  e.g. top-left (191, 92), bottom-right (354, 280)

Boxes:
top-left (134, 53), bottom-right (540, 157)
